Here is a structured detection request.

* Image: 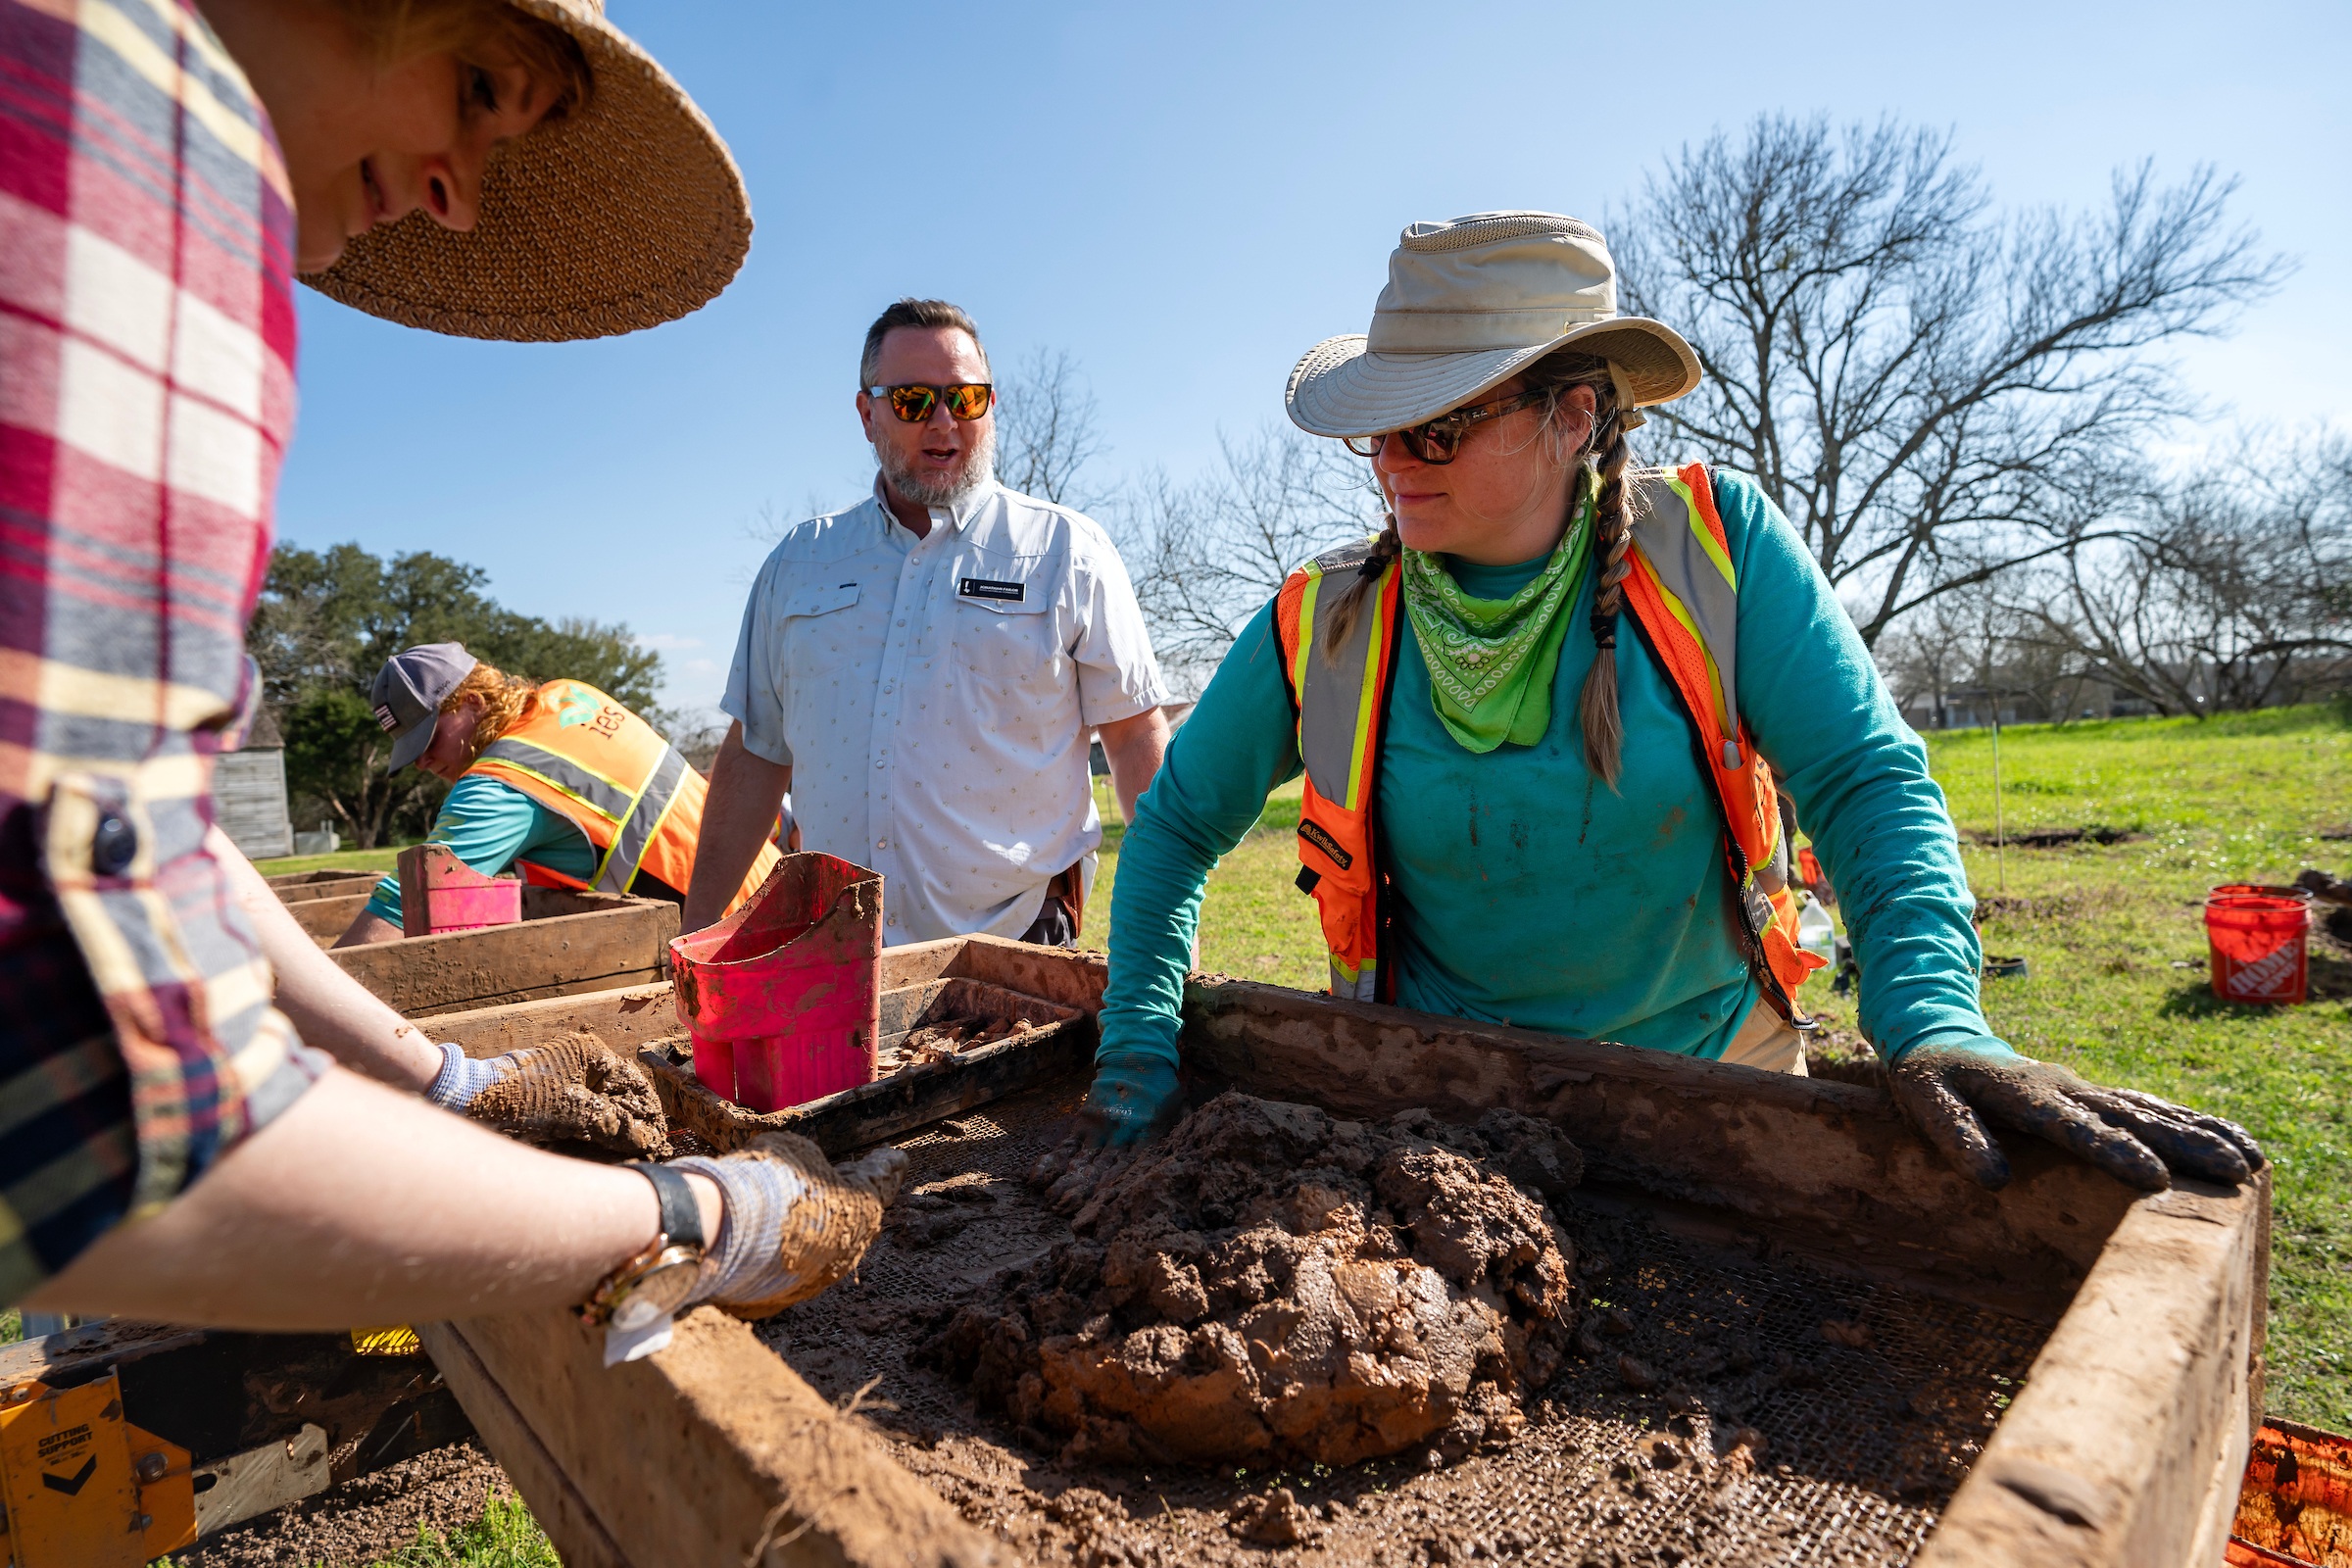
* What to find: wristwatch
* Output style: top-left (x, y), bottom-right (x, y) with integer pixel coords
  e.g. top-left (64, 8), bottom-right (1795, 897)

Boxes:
top-left (582, 1163), bottom-right (707, 1332)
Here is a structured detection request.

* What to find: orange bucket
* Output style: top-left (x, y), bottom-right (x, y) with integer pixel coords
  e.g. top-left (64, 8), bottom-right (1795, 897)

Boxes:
top-left (2205, 891), bottom-right (2311, 1005)
top-left (2229, 1417), bottom-right (2352, 1566)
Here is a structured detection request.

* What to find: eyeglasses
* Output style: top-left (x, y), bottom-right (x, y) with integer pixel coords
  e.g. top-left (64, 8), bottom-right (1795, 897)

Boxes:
top-left (865, 382), bottom-right (995, 422)
top-left (1343, 391), bottom-right (1546, 465)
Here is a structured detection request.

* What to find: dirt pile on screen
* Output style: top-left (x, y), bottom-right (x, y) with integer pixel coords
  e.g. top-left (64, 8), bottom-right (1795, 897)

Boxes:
top-left (931, 1092), bottom-right (1584, 1469)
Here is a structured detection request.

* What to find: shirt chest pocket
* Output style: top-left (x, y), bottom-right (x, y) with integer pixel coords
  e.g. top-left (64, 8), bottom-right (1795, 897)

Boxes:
top-left (779, 578), bottom-right (861, 681)
top-left (948, 564), bottom-right (1057, 688)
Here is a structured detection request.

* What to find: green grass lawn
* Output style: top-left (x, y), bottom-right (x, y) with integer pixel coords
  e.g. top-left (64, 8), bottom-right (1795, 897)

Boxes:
top-left (252, 844), bottom-right (411, 878)
top-left (1085, 706), bottom-right (2352, 1427)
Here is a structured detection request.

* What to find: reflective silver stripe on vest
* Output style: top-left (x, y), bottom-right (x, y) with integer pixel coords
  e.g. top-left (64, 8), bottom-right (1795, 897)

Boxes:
top-left (594, 743), bottom-right (689, 894)
top-left (476, 737), bottom-right (636, 821)
top-left (1628, 471), bottom-right (1739, 766)
top-left (1297, 540), bottom-right (1385, 808)
top-left (1328, 962), bottom-right (1379, 1003)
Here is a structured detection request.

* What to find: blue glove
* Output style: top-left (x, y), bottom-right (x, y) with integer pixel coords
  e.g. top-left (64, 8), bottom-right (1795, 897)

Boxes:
top-left (1077, 1054), bottom-right (1180, 1148)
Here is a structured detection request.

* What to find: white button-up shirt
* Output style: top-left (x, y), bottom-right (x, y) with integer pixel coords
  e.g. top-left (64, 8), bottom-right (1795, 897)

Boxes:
top-left (722, 476), bottom-right (1169, 944)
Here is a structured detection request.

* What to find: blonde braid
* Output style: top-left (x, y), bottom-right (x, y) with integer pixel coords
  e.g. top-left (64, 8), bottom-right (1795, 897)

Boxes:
top-left (1575, 398), bottom-right (1637, 786)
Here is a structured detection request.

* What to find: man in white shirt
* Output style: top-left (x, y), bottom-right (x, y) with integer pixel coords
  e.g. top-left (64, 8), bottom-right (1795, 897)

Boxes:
top-left (686, 299), bottom-right (1172, 946)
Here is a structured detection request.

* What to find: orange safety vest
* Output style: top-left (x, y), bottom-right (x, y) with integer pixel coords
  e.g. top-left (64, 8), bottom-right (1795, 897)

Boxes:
top-left (466, 680), bottom-right (778, 914)
top-left (1273, 463), bottom-right (1826, 1021)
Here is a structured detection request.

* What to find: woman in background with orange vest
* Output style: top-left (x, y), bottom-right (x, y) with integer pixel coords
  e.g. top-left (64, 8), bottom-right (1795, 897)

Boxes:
top-left (336, 643), bottom-right (777, 946)
top-left (1074, 213), bottom-right (2263, 1199)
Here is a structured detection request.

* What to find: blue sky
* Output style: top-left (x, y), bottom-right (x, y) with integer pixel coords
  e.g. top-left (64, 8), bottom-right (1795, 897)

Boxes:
top-left (273, 0), bottom-right (2351, 717)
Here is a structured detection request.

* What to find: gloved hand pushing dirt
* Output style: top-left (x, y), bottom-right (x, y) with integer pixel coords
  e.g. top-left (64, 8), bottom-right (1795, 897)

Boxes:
top-left (427, 1029), bottom-right (668, 1157)
top-left (940, 1093), bottom-right (1584, 1469)
top-left (675, 1136), bottom-right (908, 1317)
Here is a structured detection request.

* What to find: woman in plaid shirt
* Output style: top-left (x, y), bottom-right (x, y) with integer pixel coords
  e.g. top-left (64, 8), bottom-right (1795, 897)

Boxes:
top-left (4, 0), bottom-right (899, 1344)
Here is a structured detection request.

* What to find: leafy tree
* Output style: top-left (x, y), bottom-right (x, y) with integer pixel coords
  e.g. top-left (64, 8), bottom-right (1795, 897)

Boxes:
top-left (251, 544), bottom-right (663, 847)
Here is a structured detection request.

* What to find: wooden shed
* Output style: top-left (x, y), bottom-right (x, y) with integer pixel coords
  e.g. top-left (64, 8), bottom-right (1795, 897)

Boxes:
top-left (213, 705), bottom-right (293, 859)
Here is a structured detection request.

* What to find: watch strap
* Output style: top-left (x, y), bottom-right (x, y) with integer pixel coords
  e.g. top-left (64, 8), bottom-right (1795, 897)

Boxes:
top-left (628, 1161), bottom-right (704, 1251)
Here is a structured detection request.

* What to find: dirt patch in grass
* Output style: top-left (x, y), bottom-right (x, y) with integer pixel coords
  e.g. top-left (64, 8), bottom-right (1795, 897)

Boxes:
top-left (1965, 826), bottom-right (2144, 849)
top-left (1972, 891), bottom-right (2097, 924)
top-left (179, 1441), bottom-right (508, 1567)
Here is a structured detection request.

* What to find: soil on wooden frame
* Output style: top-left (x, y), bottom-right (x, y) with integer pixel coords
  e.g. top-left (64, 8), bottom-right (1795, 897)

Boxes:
top-left (764, 1078), bottom-right (2051, 1567)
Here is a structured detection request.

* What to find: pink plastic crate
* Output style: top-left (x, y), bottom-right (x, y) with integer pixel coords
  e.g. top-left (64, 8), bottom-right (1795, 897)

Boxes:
top-left (396, 845), bottom-right (521, 936)
top-left (670, 854), bottom-right (883, 1112)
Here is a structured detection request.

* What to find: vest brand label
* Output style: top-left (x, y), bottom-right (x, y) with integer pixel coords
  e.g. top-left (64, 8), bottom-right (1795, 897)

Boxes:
top-left (1298, 819), bottom-right (1352, 870)
top-left (959, 577), bottom-right (1025, 602)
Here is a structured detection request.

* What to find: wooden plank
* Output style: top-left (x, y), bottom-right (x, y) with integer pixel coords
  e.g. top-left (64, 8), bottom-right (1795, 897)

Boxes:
top-left (925, 934), bottom-right (1111, 1016)
top-left (415, 1320), bottom-right (631, 1568)
top-left (431, 984), bottom-right (681, 1059)
top-left (327, 897), bottom-right (678, 1018)
top-left (1917, 1174), bottom-right (2269, 1568)
top-left (192, 1423), bottom-right (329, 1537)
top-left (284, 892), bottom-right (370, 941)
top-left (267, 871), bottom-right (382, 902)
top-left (416, 1308), bottom-right (995, 1568)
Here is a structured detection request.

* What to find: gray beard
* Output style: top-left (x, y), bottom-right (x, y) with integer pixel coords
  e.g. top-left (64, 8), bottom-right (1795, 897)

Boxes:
top-left (876, 424), bottom-right (996, 510)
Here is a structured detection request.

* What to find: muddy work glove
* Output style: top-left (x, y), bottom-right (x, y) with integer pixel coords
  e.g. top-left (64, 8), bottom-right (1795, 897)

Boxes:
top-left (429, 1031), bottom-right (668, 1158)
top-left (1073, 1053), bottom-right (1180, 1149)
top-left (671, 1135), bottom-right (907, 1317)
top-left (1889, 1043), bottom-right (2264, 1193)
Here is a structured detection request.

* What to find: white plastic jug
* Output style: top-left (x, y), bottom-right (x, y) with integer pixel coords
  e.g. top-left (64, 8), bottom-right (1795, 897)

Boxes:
top-left (1797, 893), bottom-right (1837, 964)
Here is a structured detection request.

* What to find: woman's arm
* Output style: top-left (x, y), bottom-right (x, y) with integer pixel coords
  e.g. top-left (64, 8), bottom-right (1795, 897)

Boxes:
top-left (1717, 472), bottom-right (2259, 1190)
top-left (1088, 601), bottom-right (1305, 1136)
top-left (1712, 471), bottom-right (1991, 1061)
top-left (334, 774), bottom-right (581, 946)
top-left (214, 827), bottom-right (445, 1089)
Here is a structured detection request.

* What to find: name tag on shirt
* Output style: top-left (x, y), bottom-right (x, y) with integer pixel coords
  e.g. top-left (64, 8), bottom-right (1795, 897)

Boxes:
top-left (958, 577), bottom-right (1025, 603)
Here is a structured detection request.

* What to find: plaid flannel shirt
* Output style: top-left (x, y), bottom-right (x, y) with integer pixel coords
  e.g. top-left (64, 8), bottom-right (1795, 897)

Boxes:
top-left (1, 0), bottom-right (326, 1302)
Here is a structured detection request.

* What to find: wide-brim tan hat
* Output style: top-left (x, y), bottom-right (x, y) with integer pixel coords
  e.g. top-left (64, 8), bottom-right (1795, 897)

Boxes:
top-left (303, 0), bottom-right (752, 343)
top-left (1287, 212), bottom-right (1701, 438)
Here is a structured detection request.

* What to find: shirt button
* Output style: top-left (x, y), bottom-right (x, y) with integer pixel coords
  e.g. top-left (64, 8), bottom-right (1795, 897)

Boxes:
top-left (896, 618), bottom-right (906, 627)
top-left (91, 810), bottom-right (137, 876)
top-left (876, 838), bottom-right (889, 850)
top-left (874, 758), bottom-right (886, 769)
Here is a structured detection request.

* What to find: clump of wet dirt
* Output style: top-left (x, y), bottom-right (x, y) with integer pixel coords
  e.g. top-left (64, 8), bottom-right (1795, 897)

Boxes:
top-left (889, 1014), bottom-right (1039, 1070)
top-left (929, 1092), bottom-right (1584, 1471)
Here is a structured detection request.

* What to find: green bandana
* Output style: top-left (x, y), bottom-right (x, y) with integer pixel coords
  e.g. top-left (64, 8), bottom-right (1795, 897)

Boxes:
top-left (1400, 488), bottom-right (1593, 753)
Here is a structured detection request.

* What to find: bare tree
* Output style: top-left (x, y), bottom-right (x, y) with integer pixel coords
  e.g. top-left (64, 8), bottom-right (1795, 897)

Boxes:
top-left (996, 347), bottom-right (1108, 507)
top-left (1616, 116), bottom-right (2286, 646)
top-left (1109, 425), bottom-right (1383, 691)
top-left (2003, 434), bottom-right (2352, 714)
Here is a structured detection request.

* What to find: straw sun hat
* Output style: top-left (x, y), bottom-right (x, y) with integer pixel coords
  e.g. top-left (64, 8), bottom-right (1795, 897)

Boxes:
top-left (1287, 212), bottom-right (1701, 439)
top-left (304, 0), bottom-right (752, 343)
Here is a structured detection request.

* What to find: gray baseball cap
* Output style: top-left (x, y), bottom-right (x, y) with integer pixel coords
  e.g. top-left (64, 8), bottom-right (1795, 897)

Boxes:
top-left (370, 643), bottom-right (478, 771)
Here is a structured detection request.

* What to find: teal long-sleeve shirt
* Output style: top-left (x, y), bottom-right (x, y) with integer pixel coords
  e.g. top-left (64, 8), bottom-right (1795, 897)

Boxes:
top-left (362, 774), bottom-right (596, 926)
top-left (1099, 469), bottom-right (2006, 1070)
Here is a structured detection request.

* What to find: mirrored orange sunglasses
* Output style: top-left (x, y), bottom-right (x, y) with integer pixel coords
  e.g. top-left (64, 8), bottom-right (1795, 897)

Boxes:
top-left (866, 382), bottom-right (995, 422)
